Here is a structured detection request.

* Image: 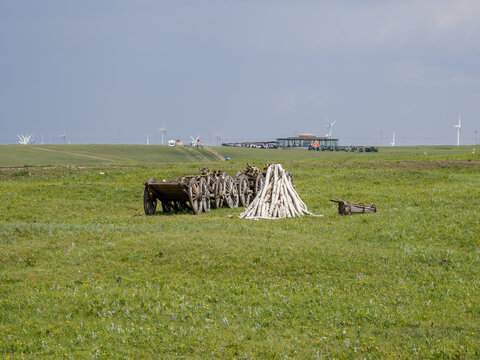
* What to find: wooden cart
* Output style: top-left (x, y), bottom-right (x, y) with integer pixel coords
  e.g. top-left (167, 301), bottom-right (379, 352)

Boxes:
top-left (143, 176), bottom-right (206, 215)
top-left (143, 170), bottom-right (240, 215)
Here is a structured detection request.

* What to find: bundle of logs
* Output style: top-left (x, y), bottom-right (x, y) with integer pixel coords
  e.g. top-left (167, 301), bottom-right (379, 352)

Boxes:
top-left (240, 164), bottom-right (320, 220)
top-left (329, 198), bottom-right (378, 215)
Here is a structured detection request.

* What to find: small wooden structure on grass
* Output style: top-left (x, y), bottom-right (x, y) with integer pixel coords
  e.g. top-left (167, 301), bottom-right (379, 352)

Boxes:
top-left (330, 198), bottom-right (378, 215)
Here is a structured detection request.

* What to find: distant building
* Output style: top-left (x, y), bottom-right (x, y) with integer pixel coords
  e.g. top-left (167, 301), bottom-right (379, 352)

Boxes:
top-left (276, 133), bottom-right (338, 148)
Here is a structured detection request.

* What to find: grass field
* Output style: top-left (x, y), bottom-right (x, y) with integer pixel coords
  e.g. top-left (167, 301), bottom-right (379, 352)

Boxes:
top-left (1, 146), bottom-right (480, 359)
top-left (0, 144), bottom-right (478, 167)
top-left (0, 145), bottom-right (223, 167)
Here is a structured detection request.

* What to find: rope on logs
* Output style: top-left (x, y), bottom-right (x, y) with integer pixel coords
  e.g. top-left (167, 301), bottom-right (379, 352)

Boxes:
top-left (239, 164), bottom-right (323, 220)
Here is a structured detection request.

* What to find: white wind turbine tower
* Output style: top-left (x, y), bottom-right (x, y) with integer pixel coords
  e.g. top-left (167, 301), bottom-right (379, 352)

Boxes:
top-left (60, 131), bottom-right (70, 144)
top-left (325, 120), bottom-right (336, 138)
top-left (159, 123), bottom-right (167, 145)
top-left (390, 132), bottom-right (395, 146)
top-left (454, 113), bottom-right (461, 146)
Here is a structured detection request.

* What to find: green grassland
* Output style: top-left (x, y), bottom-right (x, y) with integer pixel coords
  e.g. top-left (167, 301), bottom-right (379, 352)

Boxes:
top-left (217, 145), bottom-right (478, 163)
top-left (0, 145), bottom-right (222, 167)
top-left (0, 144), bottom-right (478, 167)
top-left (1, 146), bottom-right (480, 359)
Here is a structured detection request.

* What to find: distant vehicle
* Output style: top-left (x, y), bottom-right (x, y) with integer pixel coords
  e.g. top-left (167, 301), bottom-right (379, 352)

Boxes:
top-left (364, 146), bottom-right (379, 152)
top-left (225, 157), bottom-right (231, 161)
top-left (350, 146), bottom-right (364, 152)
top-left (222, 142), bottom-right (278, 149)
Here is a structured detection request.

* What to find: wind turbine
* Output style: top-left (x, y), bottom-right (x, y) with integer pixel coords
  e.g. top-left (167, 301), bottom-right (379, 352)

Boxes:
top-left (325, 120), bottom-right (336, 138)
top-left (190, 135), bottom-right (200, 147)
top-left (17, 134), bottom-right (33, 145)
top-left (454, 113), bottom-right (461, 146)
top-left (159, 123), bottom-right (167, 145)
top-left (215, 133), bottom-right (221, 146)
top-left (60, 131), bottom-right (70, 144)
top-left (390, 132), bottom-right (395, 146)
top-left (146, 136), bottom-right (150, 145)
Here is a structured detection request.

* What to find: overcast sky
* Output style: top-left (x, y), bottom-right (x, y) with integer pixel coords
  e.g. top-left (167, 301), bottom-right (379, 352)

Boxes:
top-left (1, 0), bottom-right (479, 146)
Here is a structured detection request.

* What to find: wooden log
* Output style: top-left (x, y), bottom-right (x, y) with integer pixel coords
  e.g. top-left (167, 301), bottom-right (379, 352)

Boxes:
top-left (269, 173), bottom-right (281, 217)
top-left (330, 198), bottom-right (378, 215)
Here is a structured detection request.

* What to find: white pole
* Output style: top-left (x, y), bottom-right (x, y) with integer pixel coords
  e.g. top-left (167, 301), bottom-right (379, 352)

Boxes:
top-left (456, 113), bottom-right (461, 146)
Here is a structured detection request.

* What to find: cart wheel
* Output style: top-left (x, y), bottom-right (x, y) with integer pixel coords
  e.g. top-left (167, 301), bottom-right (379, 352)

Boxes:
top-left (188, 178), bottom-right (203, 215)
top-left (207, 176), bottom-right (216, 208)
top-left (237, 174), bottom-right (251, 207)
top-left (144, 186), bottom-right (157, 215)
top-left (161, 201), bottom-right (173, 213)
top-left (214, 178), bottom-right (224, 208)
top-left (200, 177), bottom-right (210, 212)
top-left (224, 175), bottom-right (239, 208)
top-left (254, 173), bottom-right (265, 196)
top-left (206, 175), bottom-right (215, 192)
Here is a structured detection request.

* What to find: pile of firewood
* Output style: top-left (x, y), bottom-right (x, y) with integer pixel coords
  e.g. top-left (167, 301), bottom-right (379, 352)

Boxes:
top-left (330, 198), bottom-right (378, 215)
top-left (240, 164), bottom-right (321, 220)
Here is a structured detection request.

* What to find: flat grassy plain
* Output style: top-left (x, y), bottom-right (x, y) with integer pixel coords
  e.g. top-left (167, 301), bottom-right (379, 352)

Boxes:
top-left (1, 146), bottom-right (479, 359)
top-left (0, 144), bottom-right (477, 167)
top-left (0, 145), bottom-right (221, 167)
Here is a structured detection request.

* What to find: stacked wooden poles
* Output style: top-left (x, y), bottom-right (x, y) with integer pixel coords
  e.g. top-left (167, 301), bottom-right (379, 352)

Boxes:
top-left (240, 164), bottom-right (318, 220)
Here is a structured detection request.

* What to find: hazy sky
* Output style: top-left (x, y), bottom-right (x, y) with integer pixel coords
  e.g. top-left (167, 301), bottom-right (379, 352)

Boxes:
top-left (1, 0), bottom-right (479, 145)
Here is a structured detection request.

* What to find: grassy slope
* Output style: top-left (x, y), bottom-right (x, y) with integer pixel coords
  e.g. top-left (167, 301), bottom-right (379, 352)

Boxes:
top-left (0, 150), bottom-right (479, 359)
top-left (1, 144), bottom-right (478, 167)
top-left (0, 145), bottom-right (220, 167)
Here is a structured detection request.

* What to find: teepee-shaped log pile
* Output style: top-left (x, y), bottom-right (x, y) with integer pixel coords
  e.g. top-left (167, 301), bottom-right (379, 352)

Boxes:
top-left (240, 164), bottom-right (321, 220)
